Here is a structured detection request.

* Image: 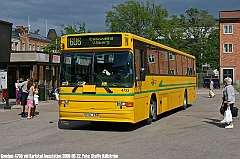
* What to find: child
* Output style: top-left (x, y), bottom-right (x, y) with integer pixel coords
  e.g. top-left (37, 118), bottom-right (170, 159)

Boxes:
top-left (32, 81), bottom-right (39, 117)
top-left (27, 79), bottom-right (34, 119)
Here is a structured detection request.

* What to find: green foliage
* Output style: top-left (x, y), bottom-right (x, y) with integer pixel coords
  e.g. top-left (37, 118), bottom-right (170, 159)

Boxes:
top-left (105, 2), bottom-right (219, 73)
top-left (180, 8), bottom-right (218, 72)
top-left (157, 15), bottom-right (185, 50)
top-left (105, 0), bottom-right (168, 41)
top-left (45, 2), bottom-right (220, 73)
top-left (43, 36), bottom-right (60, 53)
top-left (205, 29), bottom-right (219, 69)
top-left (60, 22), bottom-right (91, 36)
top-left (43, 22), bottom-right (91, 53)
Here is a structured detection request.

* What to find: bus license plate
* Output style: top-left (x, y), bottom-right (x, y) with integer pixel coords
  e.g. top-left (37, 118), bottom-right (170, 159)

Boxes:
top-left (84, 113), bottom-right (99, 117)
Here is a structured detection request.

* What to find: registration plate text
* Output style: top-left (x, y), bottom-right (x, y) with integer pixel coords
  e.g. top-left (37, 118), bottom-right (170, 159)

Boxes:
top-left (84, 113), bottom-right (99, 117)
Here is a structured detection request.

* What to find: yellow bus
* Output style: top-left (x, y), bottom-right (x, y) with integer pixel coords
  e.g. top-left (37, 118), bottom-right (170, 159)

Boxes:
top-left (59, 32), bottom-right (196, 126)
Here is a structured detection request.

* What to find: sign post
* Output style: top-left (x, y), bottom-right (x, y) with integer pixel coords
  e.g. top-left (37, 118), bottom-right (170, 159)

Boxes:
top-left (0, 69), bottom-right (10, 109)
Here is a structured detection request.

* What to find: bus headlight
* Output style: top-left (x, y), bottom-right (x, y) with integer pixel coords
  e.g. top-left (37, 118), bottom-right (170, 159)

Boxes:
top-left (117, 102), bottom-right (134, 107)
top-left (61, 100), bottom-right (69, 104)
top-left (117, 102), bottom-right (126, 106)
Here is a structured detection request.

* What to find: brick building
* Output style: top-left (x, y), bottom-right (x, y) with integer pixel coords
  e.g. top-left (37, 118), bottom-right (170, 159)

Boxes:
top-left (8, 26), bottom-right (60, 100)
top-left (219, 10), bottom-right (240, 88)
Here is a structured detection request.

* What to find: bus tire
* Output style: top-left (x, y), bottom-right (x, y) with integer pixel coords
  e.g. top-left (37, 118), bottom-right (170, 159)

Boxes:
top-left (182, 91), bottom-right (188, 110)
top-left (151, 100), bottom-right (157, 120)
top-left (143, 99), bottom-right (157, 125)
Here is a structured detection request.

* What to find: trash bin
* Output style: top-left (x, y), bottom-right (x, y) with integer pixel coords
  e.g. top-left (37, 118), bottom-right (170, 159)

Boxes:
top-left (203, 76), bottom-right (220, 89)
top-left (38, 84), bottom-right (45, 101)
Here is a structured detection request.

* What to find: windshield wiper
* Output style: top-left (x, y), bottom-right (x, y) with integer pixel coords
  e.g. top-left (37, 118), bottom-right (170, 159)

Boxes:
top-left (72, 72), bottom-right (113, 93)
top-left (93, 72), bottom-right (113, 93)
top-left (72, 72), bottom-right (89, 92)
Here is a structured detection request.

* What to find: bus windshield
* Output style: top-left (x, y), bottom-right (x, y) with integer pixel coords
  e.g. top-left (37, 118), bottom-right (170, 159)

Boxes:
top-left (60, 51), bottom-right (134, 87)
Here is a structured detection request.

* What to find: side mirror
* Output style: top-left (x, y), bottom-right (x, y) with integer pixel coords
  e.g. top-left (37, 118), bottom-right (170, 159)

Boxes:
top-left (140, 68), bottom-right (146, 81)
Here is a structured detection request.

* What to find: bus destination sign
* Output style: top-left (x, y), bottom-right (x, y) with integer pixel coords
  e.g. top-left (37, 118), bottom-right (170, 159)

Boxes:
top-left (67, 34), bottom-right (122, 48)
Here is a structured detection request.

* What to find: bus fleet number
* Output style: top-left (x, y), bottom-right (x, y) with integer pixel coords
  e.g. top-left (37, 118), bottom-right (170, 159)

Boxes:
top-left (121, 89), bottom-right (129, 92)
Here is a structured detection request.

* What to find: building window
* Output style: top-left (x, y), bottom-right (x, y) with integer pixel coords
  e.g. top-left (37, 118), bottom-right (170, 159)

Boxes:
top-left (22, 43), bottom-right (25, 51)
top-left (165, 52), bottom-right (174, 61)
top-left (224, 25), bottom-right (233, 34)
top-left (169, 69), bottom-right (174, 75)
top-left (169, 52), bottom-right (175, 60)
top-left (224, 43), bottom-right (233, 53)
top-left (186, 67), bottom-right (193, 75)
top-left (148, 54), bottom-right (155, 63)
top-left (15, 42), bottom-right (18, 51)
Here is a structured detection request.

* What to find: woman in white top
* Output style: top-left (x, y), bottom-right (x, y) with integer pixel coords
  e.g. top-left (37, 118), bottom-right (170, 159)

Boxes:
top-left (220, 77), bottom-right (235, 129)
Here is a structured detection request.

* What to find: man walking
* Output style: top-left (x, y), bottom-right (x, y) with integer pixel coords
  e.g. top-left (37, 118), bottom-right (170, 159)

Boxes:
top-left (18, 78), bottom-right (29, 117)
top-left (209, 78), bottom-right (215, 98)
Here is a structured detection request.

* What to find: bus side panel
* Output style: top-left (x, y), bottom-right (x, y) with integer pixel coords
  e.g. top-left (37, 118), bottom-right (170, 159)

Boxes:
top-left (158, 94), bottom-right (169, 114)
top-left (134, 94), bottom-right (147, 123)
top-left (187, 87), bottom-right (196, 104)
top-left (169, 91), bottom-right (182, 110)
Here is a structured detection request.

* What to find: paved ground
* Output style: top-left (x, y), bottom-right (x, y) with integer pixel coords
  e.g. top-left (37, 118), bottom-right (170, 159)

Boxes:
top-left (0, 99), bottom-right (58, 124)
top-left (0, 88), bottom-right (238, 124)
top-left (0, 88), bottom-right (239, 159)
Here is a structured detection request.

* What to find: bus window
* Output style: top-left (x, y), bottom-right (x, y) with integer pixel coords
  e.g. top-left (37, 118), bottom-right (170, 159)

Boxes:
top-left (146, 45), bottom-right (159, 74)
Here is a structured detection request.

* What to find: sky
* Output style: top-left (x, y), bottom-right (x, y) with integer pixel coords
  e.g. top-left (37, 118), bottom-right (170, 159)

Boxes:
top-left (0, 0), bottom-right (239, 37)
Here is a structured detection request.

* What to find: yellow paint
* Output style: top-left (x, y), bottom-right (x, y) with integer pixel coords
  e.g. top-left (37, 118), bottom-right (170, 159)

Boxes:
top-left (59, 33), bottom-right (196, 124)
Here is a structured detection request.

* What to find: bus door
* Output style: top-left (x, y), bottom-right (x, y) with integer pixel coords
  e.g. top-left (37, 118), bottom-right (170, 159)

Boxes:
top-left (133, 41), bottom-right (148, 121)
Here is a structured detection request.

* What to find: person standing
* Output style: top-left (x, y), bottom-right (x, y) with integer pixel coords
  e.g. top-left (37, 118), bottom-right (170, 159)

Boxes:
top-left (209, 78), bottom-right (215, 98)
top-left (53, 87), bottom-right (59, 101)
top-left (220, 78), bottom-right (228, 121)
top-left (222, 78), bottom-right (228, 110)
top-left (32, 81), bottom-right (39, 117)
top-left (220, 77), bottom-right (235, 128)
top-left (15, 79), bottom-right (20, 105)
top-left (26, 79), bottom-right (34, 119)
top-left (17, 78), bottom-right (29, 117)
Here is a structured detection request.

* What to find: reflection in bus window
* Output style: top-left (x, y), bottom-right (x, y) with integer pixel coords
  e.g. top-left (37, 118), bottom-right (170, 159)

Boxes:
top-left (60, 51), bottom-right (134, 87)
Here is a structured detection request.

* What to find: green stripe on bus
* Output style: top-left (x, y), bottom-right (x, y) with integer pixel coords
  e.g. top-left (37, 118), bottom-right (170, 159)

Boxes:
top-left (60, 84), bottom-right (196, 97)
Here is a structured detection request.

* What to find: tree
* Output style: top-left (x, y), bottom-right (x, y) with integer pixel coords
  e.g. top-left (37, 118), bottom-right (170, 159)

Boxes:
top-left (157, 15), bottom-right (185, 50)
top-left (43, 35), bottom-right (60, 53)
top-left (60, 22), bottom-right (91, 35)
top-left (180, 8), bottom-right (218, 72)
top-left (105, 0), bottom-right (168, 41)
top-left (205, 28), bottom-right (219, 70)
top-left (43, 22), bottom-right (91, 53)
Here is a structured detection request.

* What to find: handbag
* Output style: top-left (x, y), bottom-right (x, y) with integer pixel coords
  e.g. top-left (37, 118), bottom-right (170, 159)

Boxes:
top-left (232, 107), bottom-right (238, 117)
top-left (220, 106), bottom-right (225, 116)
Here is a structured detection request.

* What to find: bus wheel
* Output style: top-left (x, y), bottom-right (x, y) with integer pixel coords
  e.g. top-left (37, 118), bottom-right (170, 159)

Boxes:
top-left (182, 91), bottom-right (188, 110)
top-left (143, 100), bottom-right (157, 125)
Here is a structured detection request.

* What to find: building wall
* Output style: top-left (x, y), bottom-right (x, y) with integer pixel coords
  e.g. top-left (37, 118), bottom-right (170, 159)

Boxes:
top-left (219, 10), bottom-right (240, 87)
top-left (9, 26), bottom-right (59, 99)
top-left (14, 26), bottom-right (50, 51)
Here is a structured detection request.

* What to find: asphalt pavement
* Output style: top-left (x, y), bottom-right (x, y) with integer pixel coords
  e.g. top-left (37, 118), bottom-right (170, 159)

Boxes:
top-left (0, 88), bottom-right (238, 125)
top-left (0, 99), bottom-right (58, 124)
